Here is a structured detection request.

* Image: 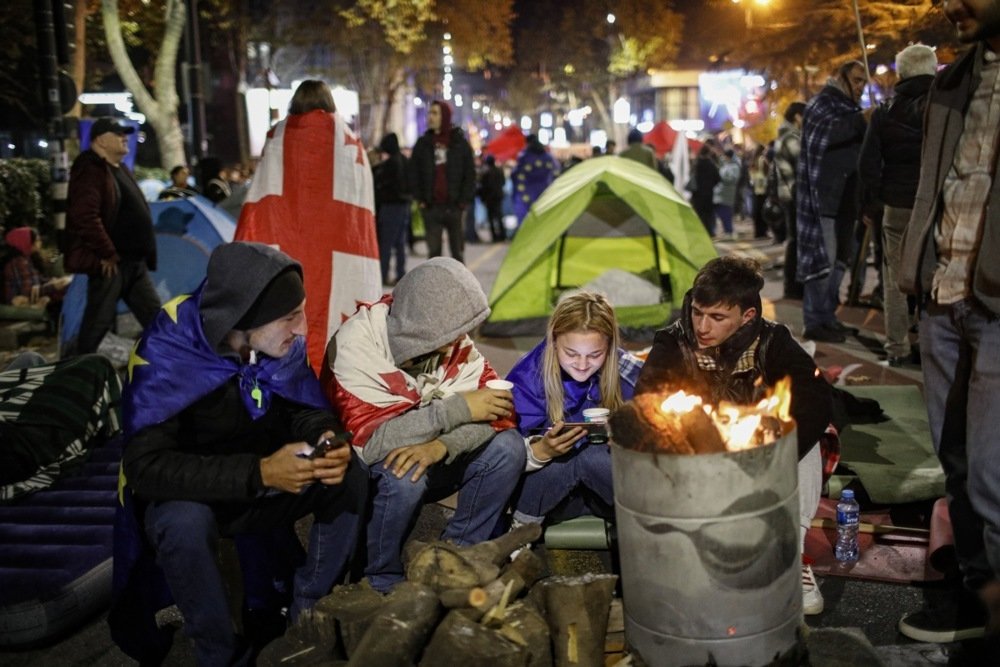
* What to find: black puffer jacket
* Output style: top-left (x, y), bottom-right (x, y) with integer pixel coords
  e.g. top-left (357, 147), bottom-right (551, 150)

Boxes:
top-left (858, 74), bottom-right (934, 210)
top-left (373, 133), bottom-right (411, 206)
top-left (636, 294), bottom-right (832, 460)
top-left (122, 243), bottom-right (339, 505)
top-left (409, 126), bottom-right (476, 207)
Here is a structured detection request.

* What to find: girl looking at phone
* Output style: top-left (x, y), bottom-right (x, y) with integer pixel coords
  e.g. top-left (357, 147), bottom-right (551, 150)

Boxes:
top-left (505, 291), bottom-right (643, 526)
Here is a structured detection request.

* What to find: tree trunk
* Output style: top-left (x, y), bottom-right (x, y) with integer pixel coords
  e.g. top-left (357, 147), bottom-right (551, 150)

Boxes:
top-left (101, 0), bottom-right (186, 168)
top-left (405, 523), bottom-right (542, 592)
top-left (419, 610), bottom-right (527, 667)
top-left (70, 0), bottom-right (90, 118)
top-left (346, 581), bottom-right (440, 667)
top-left (541, 574), bottom-right (618, 667)
top-left (312, 580), bottom-right (387, 658)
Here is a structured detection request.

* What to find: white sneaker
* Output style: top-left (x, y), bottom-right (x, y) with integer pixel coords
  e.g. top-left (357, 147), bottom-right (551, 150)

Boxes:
top-left (802, 563), bottom-right (824, 615)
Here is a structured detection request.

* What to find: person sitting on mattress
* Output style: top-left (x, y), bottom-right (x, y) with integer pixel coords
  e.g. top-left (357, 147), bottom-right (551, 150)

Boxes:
top-left (505, 291), bottom-right (643, 528)
top-left (635, 256), bottom-right (834, 616)
top-left (117, 242), bottom-right (367, 666)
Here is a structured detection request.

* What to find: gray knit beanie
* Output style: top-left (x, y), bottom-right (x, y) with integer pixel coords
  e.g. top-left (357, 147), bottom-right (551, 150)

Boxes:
top-left (895, 44), bottom-right (937, 80)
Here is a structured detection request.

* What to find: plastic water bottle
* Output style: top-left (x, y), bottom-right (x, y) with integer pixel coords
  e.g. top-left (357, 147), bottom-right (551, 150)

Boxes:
top-left (835, 489), bottom-right (860, 562)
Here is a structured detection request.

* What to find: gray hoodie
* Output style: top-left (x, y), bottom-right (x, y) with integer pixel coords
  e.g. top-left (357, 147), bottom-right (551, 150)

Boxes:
top-left (362, 257), bottom-right (496, 465)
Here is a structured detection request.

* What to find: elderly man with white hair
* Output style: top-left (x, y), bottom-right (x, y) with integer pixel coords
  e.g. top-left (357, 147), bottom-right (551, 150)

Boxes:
top-left (858, 44), bottom-right (938, 367)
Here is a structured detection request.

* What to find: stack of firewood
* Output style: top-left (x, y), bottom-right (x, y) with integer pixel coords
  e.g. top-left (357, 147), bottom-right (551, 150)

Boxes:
top-left (258, 523), bottom-right (620, 667)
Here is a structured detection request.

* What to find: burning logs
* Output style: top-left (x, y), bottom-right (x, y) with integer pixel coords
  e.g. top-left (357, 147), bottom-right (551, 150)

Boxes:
top-left (609, 379), bottom-right (792, 455)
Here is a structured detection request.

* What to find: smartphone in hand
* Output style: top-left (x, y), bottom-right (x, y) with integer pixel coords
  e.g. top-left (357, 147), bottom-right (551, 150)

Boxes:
top-left (555, 422), bottom-right (609, 445)
top-left (307, 432), bottom-right (352, 459)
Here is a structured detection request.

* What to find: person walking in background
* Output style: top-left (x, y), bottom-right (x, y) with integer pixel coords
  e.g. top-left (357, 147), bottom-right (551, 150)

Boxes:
top-left (749, 145), bottom-right (770, 239)
top-left (619, 127), bottom-right (658, 170)
top-left (690, 144), bottom-right (721, 237)
top-left (410, 100), bottom-right (476, 263)
top-left (796, 60), bottom-right (869, 343)
top-left (858, 44), bottom-right (937, 368)
top-left (511, 134), bottom-right (559, 226)
top-left (713, 148), bottom-right (741, 240)
top-left (898, 2), bottom-right (1000, 648)
top-left (478, 155), bottom-right (507, 242)
top-left (373, 132), bottom-right (412, 286)
top-left (772, 102), bottom-right (807, 299)
top-left (64, 117), bottom-right (160, 355)
top-left (236, 79), bottom-right (380, 373)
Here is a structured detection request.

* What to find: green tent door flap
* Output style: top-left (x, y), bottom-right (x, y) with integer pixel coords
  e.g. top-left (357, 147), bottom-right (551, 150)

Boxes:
top-left (483, 156), bottom-right (717, 336)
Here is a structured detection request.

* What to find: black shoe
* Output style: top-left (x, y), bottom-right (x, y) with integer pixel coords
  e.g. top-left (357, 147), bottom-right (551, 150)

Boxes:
top-left (826, 320), bottom-right (859, 335)
top-left (898, 600), bottom-right (987, 643)
top-left (803, 327), bottom-right (846, 343)
top-left (887, 355), bottom-right (907, 368)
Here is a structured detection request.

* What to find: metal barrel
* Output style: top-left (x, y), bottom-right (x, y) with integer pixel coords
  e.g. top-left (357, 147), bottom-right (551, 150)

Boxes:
top-left (611, 423), bottom-right (801, 666)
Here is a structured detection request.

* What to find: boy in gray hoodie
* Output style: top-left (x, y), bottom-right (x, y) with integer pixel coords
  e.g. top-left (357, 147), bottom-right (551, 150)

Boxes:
top-left (327, 257), bottom-right (525, 592)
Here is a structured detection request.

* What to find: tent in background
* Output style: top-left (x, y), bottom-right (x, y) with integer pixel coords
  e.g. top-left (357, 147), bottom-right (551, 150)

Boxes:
top-left (483, 126), bottom-right (526, 163)
top-left (483, 156), bottom-right (717, 337)
top-left (59, 195), bottom-right (236, 355)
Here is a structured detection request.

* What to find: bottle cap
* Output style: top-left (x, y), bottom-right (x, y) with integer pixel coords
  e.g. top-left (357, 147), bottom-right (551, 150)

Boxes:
top-left (841, 489), bottom-right (855, 500)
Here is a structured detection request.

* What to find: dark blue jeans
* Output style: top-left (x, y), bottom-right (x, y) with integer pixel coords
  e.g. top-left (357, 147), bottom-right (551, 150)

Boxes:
top-left (376, 202), bottom-right (410, 284)
top-left (143, 461), bottom-right (367, 666)
top-left (513, 442), bottom-right (613, 524)
top-left (921, 300), bottom-right (1000, 590)
top-left (365, 429), bottom-right (525, 592)
top-left (802, 216), bottom-right (850, 331)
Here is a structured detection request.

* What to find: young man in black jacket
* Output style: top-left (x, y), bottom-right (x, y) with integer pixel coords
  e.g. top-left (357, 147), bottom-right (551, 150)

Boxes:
top-left (409, 100), bottom-right (476, 263)
top-left (117, 242), bottom-right (367, 665)
top-left (636, 256), bottom-right (833, 616)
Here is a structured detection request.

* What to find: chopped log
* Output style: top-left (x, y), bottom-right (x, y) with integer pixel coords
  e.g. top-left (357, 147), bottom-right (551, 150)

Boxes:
top-left (541, 574), bottom-right (618, 667)
top-left (497, 601), bottom-right (552, 667)
top-left (405, 523), bottom-right (543, 592)
top-left (346, 581), bottom-right (440, 667)
top-left (419, 610), bottom-right (527, 667)
top-left (438, 549), bottom-right (546, 621)
top-left (311, 580), bottom-right (386, 658)
top-left (256, 632), bottom-right (339, 667)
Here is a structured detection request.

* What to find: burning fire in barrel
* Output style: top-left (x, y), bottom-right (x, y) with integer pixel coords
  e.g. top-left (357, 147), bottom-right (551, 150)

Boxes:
top-left (609, 380), bottom-right (802, 666)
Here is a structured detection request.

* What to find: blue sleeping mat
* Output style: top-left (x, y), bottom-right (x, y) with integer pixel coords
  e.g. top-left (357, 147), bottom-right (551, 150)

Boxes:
top-left (0, 435), bottom-right (121, 645)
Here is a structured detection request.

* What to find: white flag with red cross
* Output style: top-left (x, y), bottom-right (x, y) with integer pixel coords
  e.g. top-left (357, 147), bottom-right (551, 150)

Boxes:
top-left (236, 110), bottom-right (381, 374)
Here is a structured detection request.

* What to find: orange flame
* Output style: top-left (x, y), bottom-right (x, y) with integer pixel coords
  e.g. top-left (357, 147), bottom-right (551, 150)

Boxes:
top-left (656, 378), bottom-right (793, 451)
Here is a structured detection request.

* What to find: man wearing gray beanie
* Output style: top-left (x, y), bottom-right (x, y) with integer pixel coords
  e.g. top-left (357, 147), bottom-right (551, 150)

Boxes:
top-left (327, 256), bottom-right (525, 592)
top-left (114, 242), bottom-right (367, 665)
top-left (858, 44), bottom-right (937, 368)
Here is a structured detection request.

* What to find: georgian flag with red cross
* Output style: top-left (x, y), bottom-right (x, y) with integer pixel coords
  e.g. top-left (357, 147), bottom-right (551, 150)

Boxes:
top-left (235, 110), bottom-right (381, 374)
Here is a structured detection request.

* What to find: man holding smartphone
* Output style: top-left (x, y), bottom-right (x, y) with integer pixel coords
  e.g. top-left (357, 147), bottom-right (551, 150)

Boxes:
top-left (113, 242), bottom-right (367, 666)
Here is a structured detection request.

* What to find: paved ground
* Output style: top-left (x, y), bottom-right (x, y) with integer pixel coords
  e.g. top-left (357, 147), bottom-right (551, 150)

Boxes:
top-left (0, 217), bottom-right (993, 665)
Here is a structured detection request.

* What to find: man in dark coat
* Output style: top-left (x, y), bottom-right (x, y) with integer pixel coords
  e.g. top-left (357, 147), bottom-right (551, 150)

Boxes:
top-left (897, 1), bottom-right (1000, 647)
top-left (636, 256), bottom-right (833, 616)
top-left (478, 155), bottom-right (507, 242)
top-left (373, 132), bottom-right (412, 285)
top-left (858, 44), bottom-right (937, 367)
top-left (796, 61), bottom-right (868, 343)
top-left (117, 243), bottom-right (367, 665)
top-left (409, 100), bottom-right (476, 263)
top-left (65, 117), bottom-right (160, 354)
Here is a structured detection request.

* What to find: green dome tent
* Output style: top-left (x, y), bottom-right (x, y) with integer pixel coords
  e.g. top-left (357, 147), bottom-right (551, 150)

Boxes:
top-left (483, 156), bottom-right (717, 336)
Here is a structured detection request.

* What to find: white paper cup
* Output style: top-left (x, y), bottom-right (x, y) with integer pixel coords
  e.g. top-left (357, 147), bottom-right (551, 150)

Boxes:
top-left (582, 407), bottom-right (610, 423)
top-left (486, 379), bottom-right (514, 391)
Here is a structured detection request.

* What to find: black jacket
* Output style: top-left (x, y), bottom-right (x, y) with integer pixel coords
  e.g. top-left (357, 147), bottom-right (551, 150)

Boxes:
top-left (409, 126), bottom-right (476, 206)
top-left (373, 133), bottom-right (411, 206)
top-left (636, 298), bottom-right (832, 460)
top-left (858, 74), bottom-right (934, 210)
top-left (122, 243), bottom-right (340, 506)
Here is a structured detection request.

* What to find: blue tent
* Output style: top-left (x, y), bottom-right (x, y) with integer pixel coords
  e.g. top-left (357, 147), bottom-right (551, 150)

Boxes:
top-left (60, 196), bottom-right (236, 354)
